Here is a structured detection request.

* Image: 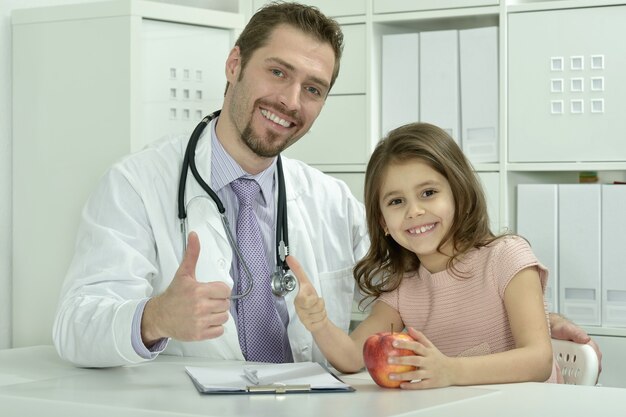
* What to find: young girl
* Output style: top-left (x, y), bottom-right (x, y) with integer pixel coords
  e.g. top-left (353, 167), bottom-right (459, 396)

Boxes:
top-left (288, 122), bottom-right (558, 388)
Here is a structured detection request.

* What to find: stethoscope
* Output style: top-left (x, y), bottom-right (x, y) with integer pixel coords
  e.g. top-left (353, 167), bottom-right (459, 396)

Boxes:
top-left (177, 110), bottom-right (297, 299)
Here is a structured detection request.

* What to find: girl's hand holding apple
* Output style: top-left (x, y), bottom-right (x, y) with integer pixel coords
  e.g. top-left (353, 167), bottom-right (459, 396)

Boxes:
top-left (363, 330), bottom-right (416, 388)
top-left (365, 327), bottom-right (456, 389)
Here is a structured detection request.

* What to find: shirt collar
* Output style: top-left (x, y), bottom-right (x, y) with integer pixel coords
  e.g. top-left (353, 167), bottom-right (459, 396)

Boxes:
top-left (210, 117), bottom-right (277, 204)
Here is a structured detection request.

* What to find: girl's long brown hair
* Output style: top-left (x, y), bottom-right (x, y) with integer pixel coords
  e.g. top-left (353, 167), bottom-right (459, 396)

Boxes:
top-left (354, 123), bottom-right (498, 302)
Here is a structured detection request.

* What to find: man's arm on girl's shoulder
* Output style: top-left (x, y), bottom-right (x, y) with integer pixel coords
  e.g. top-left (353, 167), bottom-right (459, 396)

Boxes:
top-left (549, 312), bottom-right (602, 378)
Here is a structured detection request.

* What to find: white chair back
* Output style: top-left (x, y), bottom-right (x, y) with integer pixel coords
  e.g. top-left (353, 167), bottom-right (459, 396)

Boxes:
top-left (552, 339), bottom-right (599, 386)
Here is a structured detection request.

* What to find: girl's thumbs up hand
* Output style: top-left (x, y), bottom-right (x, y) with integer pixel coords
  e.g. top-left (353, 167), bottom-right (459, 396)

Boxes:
top-left (287, 255), bottom-right (328, 333)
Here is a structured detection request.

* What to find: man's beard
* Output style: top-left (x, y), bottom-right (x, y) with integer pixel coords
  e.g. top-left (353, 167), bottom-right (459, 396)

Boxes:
top-left (240, 123), bottom-right (297, 158)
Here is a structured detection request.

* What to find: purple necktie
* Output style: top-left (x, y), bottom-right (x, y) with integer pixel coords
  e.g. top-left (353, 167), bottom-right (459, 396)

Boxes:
top-left (231, 178), bottom-right (288, 363)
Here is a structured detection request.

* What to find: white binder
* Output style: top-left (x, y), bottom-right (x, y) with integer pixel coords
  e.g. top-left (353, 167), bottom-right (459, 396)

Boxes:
top-left (381, 32), bottom-right (419, 136)
top-left (286, 95), bottom-right (367, 164)
top-left (459, 26), bottom-right (499, 163)
top-left (517, 184), bottom-right (558, 313)
top-left (477, 172), bottom-right (500, 235)
top-left (419, 30), bottom-right (460, 142)
top-left (558, 184), bottom-right (602, 325)
top-left (601, 185), bottom-right (626, 327)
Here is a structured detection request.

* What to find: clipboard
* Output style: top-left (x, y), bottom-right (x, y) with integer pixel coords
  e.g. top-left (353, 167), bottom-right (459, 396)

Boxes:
top-left (185, 362), bottom-right (354, 394)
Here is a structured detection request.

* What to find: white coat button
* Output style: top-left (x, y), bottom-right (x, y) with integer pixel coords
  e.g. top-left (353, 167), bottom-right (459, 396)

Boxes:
top-left (302, 345), bottom-right (309, 353)
top-left (217, 258), bottom-right (227, 270)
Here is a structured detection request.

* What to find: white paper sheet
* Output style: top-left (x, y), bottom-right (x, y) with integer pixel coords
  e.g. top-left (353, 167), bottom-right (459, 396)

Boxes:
top-left (185, 361), bottom-right (352, 394)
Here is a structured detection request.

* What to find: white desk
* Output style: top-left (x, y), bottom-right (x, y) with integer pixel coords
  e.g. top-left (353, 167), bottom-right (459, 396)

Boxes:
top-left (0, 346), bottom-right (624, 417)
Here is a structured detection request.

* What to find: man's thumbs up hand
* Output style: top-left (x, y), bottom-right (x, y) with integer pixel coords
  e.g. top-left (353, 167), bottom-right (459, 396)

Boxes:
top-left (141, 232), bottom-right (231, 344)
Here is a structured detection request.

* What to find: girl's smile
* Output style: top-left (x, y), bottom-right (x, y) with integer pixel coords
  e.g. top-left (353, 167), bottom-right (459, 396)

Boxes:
top-left (406, 222), bottom-right (437, 236)
top-left (379, 160), bottom-right (455, 272)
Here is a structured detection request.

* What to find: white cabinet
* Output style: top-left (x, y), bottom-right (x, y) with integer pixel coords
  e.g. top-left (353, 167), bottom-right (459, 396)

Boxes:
top-left (505, 4), bottom-right (626, 390)
top-left (12, 0), bottom-right (243, 348)
top-left (140, 19), bottom-right (232, 150)
top-left (253, 0), bottom-right (366, 17)
top-left (373, 0), bottom-right (498, 14)
top-left (508, 5), bottom-right (626, 163)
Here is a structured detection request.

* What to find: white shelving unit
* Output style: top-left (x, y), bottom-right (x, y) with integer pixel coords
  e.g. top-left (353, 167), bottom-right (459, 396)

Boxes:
top-left (12, 0), bottom-right (244, 348)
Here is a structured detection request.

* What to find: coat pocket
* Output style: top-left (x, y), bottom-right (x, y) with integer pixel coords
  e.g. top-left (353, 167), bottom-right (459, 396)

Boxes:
top-left (318, 267), bottom-right (355, 332)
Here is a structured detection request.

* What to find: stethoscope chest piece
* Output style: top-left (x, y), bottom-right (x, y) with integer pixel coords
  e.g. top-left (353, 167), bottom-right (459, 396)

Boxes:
top-left (271, 268), bottom-right (297, 297)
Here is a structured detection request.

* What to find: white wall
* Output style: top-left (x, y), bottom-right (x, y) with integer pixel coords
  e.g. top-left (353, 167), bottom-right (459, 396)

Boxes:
top-left (0, 0), bottom-right (241, 350)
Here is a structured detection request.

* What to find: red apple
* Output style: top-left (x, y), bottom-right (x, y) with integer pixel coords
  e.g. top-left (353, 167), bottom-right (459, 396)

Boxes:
top-left (363, 331), bottom-right (416, 388)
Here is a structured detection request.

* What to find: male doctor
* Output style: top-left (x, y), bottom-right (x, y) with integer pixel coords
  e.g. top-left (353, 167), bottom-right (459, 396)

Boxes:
top-left (53, 2), bottom-right (365, 367)
top-left (53, 2), bottom-right (600, 369)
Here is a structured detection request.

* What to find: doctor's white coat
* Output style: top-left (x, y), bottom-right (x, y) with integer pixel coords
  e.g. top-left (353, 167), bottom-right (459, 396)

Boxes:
top-left (52, 130), bottom-right (369, 367)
